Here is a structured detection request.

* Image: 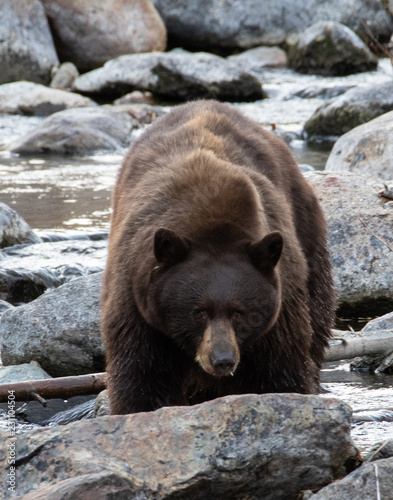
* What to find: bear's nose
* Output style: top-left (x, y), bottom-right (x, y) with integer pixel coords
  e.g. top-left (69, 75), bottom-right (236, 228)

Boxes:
top-left (210, 351), bottom-right (236, 377)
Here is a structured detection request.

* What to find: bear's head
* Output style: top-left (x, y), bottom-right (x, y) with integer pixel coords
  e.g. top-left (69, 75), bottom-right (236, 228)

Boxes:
top-left (140, 225), bottom-right (283, 378)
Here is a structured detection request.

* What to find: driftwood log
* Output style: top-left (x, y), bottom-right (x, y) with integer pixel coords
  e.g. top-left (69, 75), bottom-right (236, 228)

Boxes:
top-left (1, 373), bottom-right (106, 404)
top-left (325, 329), bottom-right (393, 362)
top-left (1, 329), bottom-right (393, 403)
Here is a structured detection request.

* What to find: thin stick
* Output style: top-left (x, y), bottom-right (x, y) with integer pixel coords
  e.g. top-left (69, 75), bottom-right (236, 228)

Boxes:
top-left (356, 216), bottom-right (393, 252)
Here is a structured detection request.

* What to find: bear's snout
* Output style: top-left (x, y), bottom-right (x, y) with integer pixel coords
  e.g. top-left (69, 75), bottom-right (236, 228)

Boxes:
top-left (209, 347), bottom-right (236, 377)
top-left (196, 320), bottom-right (240, 377)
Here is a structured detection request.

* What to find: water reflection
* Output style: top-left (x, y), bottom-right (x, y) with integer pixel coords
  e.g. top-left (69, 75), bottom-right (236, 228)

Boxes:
top-left (0, 155), bottom-right (121, 233)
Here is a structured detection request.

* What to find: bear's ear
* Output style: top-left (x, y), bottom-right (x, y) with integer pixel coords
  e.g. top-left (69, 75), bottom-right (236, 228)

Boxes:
top-left (248, 231), bottom-right (283, 272)
top-left (154, 228), bottom-right (190, 267)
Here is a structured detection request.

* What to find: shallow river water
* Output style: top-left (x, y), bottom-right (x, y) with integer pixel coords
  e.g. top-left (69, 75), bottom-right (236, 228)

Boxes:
top-left (1, 60), bottom-right (393, 453)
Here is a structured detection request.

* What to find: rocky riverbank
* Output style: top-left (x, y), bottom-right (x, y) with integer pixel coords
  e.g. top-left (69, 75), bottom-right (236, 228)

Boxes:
top-left (1, 0), bottom-right (393, 498)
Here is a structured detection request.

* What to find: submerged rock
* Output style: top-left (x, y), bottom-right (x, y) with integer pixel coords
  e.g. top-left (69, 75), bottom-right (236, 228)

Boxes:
top-left (0, 393), bottom-right (356, 499)
top-left (325, 111), bottom-right (393, 179)
top-left (0, 81), bottom-right (96, 116)
top-left (0, 268), bottom-right (62, 305)
top-left (0, 203), bottom-right (42, 249)
top-left (0, 0), bottom-right (59, 85)
top-left (73, 49), bottom-right (264, 102)
top-left (0, 238), bottom-right (106, 304)
top-left (304, 81), bottom-right (393, 138)
top-left (288, 21), bottom-right (377, 76)
top-left (304, 171), bottom-right (393, 316)
top-left (0, 273), bottom-right (104, 376)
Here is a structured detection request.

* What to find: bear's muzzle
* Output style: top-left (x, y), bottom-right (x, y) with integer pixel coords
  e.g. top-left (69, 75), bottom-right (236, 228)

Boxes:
top-left (195, 320), bottom-right (240, 377)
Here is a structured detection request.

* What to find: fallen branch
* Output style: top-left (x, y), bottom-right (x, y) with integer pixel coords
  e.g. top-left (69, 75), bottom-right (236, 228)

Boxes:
top-left (1, 372), bottom-right (107, 404)
top-left (325, 329), bottom-right (393, 362)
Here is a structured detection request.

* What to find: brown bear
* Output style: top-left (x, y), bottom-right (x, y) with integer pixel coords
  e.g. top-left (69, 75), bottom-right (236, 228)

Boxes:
top-left (101, 100), bottom-right (335, 415)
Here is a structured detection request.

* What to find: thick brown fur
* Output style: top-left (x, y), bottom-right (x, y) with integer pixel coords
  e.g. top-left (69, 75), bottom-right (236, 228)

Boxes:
top-left (101, 100), bottom-right (335, 415)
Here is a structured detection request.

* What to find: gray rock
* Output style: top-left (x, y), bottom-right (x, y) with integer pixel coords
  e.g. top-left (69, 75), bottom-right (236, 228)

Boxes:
top-left (0, 273), bottom-right (104, 376)
top-left (311, 457), bottom-right (393, 499)
top-left (0, 0), bottom-right (59, 85)
top-left (350, 312), bottom-right (393, 373)
top-left (304, 172), bottom-right (393, 315)
top-left (365, 439), bottom-right (393, 462)
top-left (0, 203), bottom-right (42, 249)
top-left (94, 390), bottom-right (110, 417)
top-left (287, 83), bottom-right (356, 100)
top-left (227, 46), bottom-right (287, 74)
top-left (0, 363), bottom-right (51, 383)
top-left (0, 300), bottom-right (14, 315)
top-left (152, 0), bottom-right (391, 50)
top-left (0, 81), bottom-right (97, 116)
top-left (0, 239), bottom-right (107, 304)
top-left (9, 106), bottom-right (138, 155)
top-left (288, 21), bottom-right (377, 76)
top-left (304, 81), bottom-right (393, 138)
top-left (113, 90), bottom-right (156, 106)
top-left (73, 50), bottom-right (263, 102)
top-left (41, 0), bottom-right (167, 72)
top-left (299, 164), bottom-right (316, 173)
top-left (0, 393), bottom-right (357, 499)
top-left (49, 62), bottom-right (79, 91)
top-left (325, 111), bottom-right (393, 179)
top-left (349, 353), bottom-right (387, 372)
top-left (361, 312), bottom-right (393, 333)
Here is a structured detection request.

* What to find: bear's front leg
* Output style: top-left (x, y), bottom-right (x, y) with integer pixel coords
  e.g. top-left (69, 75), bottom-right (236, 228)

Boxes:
top-left (105, 316), bottom-right (187, 414)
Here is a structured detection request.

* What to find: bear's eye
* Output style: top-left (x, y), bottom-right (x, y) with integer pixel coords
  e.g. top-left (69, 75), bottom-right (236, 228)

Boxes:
top-left (193, 309), bottom-right (207, 322)
top-left (233, 310), bottom-right (245, 321)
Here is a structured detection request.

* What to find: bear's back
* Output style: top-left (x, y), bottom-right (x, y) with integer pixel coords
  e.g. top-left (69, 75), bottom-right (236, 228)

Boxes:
top-left (114, 100), bottom-right (321, 258)
top-left (121, 100), bottom-right (295, 187)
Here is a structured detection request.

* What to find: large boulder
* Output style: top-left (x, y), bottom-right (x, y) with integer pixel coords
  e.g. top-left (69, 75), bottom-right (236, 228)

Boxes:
top-left (0, 394), bottom-right (356, 499)
top-left (0, 203), bottom-right (42, 249)
top-left (9, 106), bottom-right (139, 155)
top-left (152, 0), bottom-right (391, 50)
top-left (304, 171), bottom-right (393, 316)
top-left (0, 81), bottom-right (97, 116)
top-left (41, 0), bottom-right (167, 72)
top-left (73, 50), bottom-right (263, 102)
top-left (0, 0), bottom-right (59, 85)
top-left (0, 273), bottom-right (104, 376)
top-left (325, 111), bottom-right (393, 179)
top-left (304, 81), bottom-right (393, 138)
top-left (288, 21), bottom-right (378, 76)
top-left (311, 457), bottom-right (393, 499)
